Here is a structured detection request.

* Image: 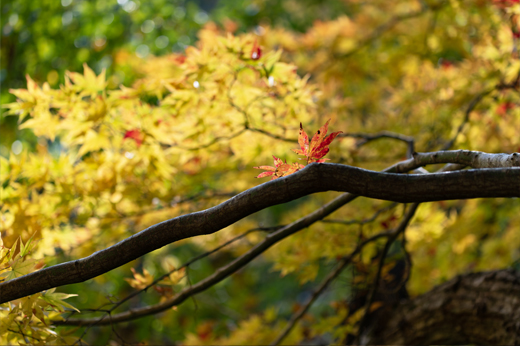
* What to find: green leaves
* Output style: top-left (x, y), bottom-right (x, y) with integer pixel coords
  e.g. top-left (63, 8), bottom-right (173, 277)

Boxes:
top-left (0, 234), bottom-right (40, 282)
top-left (41, 288), bottom-right (79, 313)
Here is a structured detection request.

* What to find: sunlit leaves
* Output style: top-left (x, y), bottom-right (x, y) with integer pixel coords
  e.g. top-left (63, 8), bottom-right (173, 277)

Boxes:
top-left (125, 267), bottom-right (155, 290)
top-left (41, 288), bottom-right (79, 313)
top-left (0, 238), bottom-right (80, 345)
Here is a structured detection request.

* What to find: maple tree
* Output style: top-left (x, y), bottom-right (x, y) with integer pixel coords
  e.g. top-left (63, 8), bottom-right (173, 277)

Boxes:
top-left (1, 0), bottom-right (520, 345)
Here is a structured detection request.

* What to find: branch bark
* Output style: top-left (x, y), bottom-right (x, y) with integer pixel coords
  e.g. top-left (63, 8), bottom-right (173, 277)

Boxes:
top-left (363, 269), bottom-right (520, 345)
top-left (1, 158), bottom-right (519, 304)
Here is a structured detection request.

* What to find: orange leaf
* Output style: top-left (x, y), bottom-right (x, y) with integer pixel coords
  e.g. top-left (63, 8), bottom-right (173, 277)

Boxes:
top-left (254, 156), bottom-right (304, 180)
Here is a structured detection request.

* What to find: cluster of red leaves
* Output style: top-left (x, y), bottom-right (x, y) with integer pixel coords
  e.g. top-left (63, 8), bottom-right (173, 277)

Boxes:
top-left (254, 119), bottom-right (342, 180)
top-left (496, 102), bottom-right (516, 116)
top-left (123, 129), bottom-right (144, 147)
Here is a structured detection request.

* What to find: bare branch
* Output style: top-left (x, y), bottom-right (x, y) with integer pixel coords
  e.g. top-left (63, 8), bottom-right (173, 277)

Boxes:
top-left (442, 76), bottom-right (520, 151)
top-left (388, 150), bottom-right (520, 173)
top-left (441, 89), bottom-right (494, 150)
top-left (321, 202), bottom-right (398, 226)
top-left (174, 128), bottom-right (247, 150)
top-left (340, 132), bottom-right (414, 158)
top-left (106, 227), bottom-right (271, 312)
top-left (247, 127), bottom-right (298, 143)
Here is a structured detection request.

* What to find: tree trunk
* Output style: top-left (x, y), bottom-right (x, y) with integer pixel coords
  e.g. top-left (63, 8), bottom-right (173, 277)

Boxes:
top-left (363, 269), bottom-right (520, 345)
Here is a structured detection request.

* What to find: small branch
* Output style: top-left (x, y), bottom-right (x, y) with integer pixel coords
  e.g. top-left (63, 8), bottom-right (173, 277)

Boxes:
top-left (173, 128), bottom-right (247, 150)
top-left (388, 150), bottom-right (520, 173)
top-left (116, 191), bottom-right (236, 219)
top-left (247, 127), bottom-right (298, 143)
top-left (106, 227), bottom-right (272, 312)
top-left (321, 202), bottom-right (398, 226)
top-left (340, 132), bottom-right (414, 158)
top-left (355, 203), bottom-right (420, 344)
top-left (269, 230), bottom-right (394, 346)
top-left (441, 89), bottom-right (493, 150)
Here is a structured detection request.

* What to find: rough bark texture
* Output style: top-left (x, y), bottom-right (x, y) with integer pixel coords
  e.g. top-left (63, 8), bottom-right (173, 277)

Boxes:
top-left (364, 269), bottom-right (520, 345)
top-left (1, 164), bottom-right (519, 304)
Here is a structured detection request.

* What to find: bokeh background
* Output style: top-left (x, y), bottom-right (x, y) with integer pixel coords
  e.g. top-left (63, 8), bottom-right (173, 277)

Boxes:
top-left (1, 0), bottom-right (350, 156)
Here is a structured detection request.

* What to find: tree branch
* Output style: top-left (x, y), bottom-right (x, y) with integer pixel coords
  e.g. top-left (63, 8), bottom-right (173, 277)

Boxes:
top-left (340, 132), bottom-right (415, 158)
top-left (355, 203), bottom-right (420, 343)
top-left (53, 192), bottom-right (359, 325)
top-left (1, 152), bottom-right (519, 304)
top-left (269, 229), bottom-right (394, 346)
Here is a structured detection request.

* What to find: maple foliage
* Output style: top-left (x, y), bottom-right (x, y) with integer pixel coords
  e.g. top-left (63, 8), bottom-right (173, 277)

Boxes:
top-left (292, 119), bottom-right (343, 164)
top-left (1, 0), bottom-right (520, 345)
top-left (254, 155), bottom-right (305, 180)
top-left (254, 120), bottom-right (341, 179)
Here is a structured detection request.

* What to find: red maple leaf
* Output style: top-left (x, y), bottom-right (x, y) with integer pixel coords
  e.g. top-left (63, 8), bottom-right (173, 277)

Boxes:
top-left (123, 129), bottom-right (144, 147)
top-left (251, 40), bottom-right (262, 60)
top-left (496, 102), bottom-right (515, 116)
top-left (292, 119), bottom-right (342, 163)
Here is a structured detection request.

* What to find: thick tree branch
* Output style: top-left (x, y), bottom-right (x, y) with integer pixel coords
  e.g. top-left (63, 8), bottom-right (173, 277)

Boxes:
top-left (363, 269), bottom-right (520, 345)
top-left (1, 152), bottom-right (519, 304)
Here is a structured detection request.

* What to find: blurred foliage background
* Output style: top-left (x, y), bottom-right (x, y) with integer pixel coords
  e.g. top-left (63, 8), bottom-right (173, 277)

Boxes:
top-left (2, 0), bottom-right (519, 344)
top-left (1, 0), bottom-right (355, 344)
top-left (0, 0), bottom-right (351, 156)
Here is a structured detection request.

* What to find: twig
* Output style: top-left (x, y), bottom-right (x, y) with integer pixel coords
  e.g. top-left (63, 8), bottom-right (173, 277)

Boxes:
top-left (97, 227), bottom-right (273, 314)
top-left (321, 202), bottom-right (398, 226)
top-left (247, 127), bottom-right (298, 143)
top-left (354, 203), bottom-right (420, 344)
top-left (174, 128), bottom-right (247, 150)
top-left (269, 230), bottom-right (394, 345)
top-left (340, 132), bottom-right (415, 158)
top-left (441, 89), bottom-right (493, 150)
